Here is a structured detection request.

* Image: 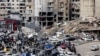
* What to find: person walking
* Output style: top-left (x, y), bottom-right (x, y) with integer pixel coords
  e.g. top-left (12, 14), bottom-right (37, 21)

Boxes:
top-left (20, 52), bottom-right (26, 56)
top-left (72, 44), bottom-right (77, 54)
top-left (26, 50), bottom-right (31, 56)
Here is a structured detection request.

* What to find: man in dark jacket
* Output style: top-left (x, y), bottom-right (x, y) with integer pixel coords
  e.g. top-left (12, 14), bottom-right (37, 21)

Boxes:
top-left (26, 50), bottom-right (31, 56)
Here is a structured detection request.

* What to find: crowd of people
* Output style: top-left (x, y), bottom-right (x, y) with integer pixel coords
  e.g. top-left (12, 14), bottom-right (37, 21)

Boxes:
top-left (0, 30), bottom-right (82, 56)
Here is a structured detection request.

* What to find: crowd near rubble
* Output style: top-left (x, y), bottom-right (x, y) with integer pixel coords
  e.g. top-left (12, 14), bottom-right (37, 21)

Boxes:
top-left (0, 27), bottom-right (98, 56)
top-left (0, 17), bottom-right (99, 56)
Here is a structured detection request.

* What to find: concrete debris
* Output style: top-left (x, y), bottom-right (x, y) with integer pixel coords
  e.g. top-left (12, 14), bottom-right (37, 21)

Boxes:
top-left (44, 17), bottom-right (100, 34)
top-left (21, 27), bottom-right (35, 35)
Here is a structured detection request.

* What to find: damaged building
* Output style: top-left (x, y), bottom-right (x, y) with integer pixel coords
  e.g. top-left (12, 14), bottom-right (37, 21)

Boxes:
top-left (35, 0), bottom-right (70, 28)
top-left (36, 0), bottom-right (97, 28)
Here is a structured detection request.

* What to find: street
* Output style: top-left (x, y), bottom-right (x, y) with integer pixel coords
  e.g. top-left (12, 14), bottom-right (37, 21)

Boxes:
top-left (76, 41), bottom-right (100, 56)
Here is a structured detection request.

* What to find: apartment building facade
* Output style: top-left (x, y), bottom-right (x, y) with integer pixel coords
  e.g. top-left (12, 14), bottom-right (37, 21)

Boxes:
top-left (80, 0), bottom-right (95, 18)
top-left (70, 0), bottom-right (80, 20)
top-left (36, 0), bottom-right (70, 28)
top-left (0, 0), bottom-right (35, 25)
top-left (95, 0), bottom-right (100, 19)
top-left (35, 0), bottom-right (100, 28)
top-left (0, 0), bottom-right (35, 31)
top-left (70, 0), bottom-right (95, 19)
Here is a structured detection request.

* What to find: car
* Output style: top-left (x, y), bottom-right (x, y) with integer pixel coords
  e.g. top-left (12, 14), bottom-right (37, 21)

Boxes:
top-left (48, 36), bottom-right (59, 42)
top-left (82, 37), bottom-right (93, 41)
top-left (90, 45), bottom-right (99, 51)
top-left (65, 52), bottom-right (74, 56)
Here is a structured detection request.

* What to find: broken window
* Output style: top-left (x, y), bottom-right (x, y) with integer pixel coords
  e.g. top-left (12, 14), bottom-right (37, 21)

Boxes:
top-left (40, 17), bottom-right (46, 21)
top-left (47, 7), bottom-right (54, 12)
top-left (47, 22), bottom-right (53, 25)
top-left (59, 7), bottom-right (64, 11)
top-left (22, 23), bottom-right (25, 26)
top-left (59, 2), bottom-right (64, 7)
top-left (22, 17), bottom-right (25, 20)
top-left (58, 12), bottom-right (63, 16)
top-left (28, 0), bottom-right (32, 2)
top-left (27, 17), bottom-right (32, 22)
top-left (72, 8), bottom-right (74, 11)
top-left (47, 12), bottom-right (53, 16)
top-left (54, 14), bottom-right (56, 18)
top-left (58, 17), bottom-right (63, 21)
top-left (48, 2), bottom-right (54, 6)
top-left (47, 17), bottom-right (53, 21)
top-left (7, 0), bottom-right (10, 2)
top-left (20, 3), bottom-right (25, 6)
top-left (76, 9), bottom-right (80, 12)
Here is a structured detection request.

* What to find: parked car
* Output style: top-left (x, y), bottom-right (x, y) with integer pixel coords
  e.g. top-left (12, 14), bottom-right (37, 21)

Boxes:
top-left (82, 37), bottom-right (93, 41)
top-left (90, 45), bottom-right (99, 51)
top-left (65, 52), bottom-right (74, 56)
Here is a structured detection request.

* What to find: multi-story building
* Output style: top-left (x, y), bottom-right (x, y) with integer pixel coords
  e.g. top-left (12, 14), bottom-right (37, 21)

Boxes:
top-left (80, 0), bottom-right (95, 18)
top-left (70, 0), bottom-right (96, 19)
top-left (36, 0), bottom-right (70, 28)
top-left (95, 0), bottom-right (100, 19)
top-left (35, 0), bottom-right (100, 28)
top-left (70, 0), bottom-right (80, 20)
top-left (0, 0), bottom-right (35, 26)
top-left (23, 0), bottom-right (35, 24)
top-left (0, 0), bottom-right (35, 31)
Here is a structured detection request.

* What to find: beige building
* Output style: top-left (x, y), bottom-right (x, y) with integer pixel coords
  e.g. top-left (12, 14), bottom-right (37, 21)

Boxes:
top-left (0, 0), bottom-right (35, 26)
top-left (38, 0), bottom-right (70, 28)
top-left (95, 0), bottom-right (100, 19)
top-left (70, 0), bottom-right (80, 20)
top-left (37, 0), bottom-right (100, 28)
top-left (80, 0), bottom-right (95, 18)
top-left (70, 0), bottom-right (95, 19)
top-left (24, 0), bottom-right (35, 23)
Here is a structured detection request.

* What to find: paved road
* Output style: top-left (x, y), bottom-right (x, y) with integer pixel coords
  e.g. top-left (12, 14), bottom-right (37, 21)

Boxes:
top-left (76, 42), bottom-right (100, 56)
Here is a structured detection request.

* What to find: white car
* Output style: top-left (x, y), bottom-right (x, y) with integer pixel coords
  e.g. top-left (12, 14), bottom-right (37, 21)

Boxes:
top-left (90, 45), bottom-right (99, 51)
top-left (59, 51), bottom-right (74, 56)
top-left (49, 36), bottom-right (59, 43)
top-left (82, 37), bottom-right (93, 41)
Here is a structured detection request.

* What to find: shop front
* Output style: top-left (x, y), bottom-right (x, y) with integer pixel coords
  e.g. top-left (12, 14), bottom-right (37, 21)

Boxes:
top-left (5, 19), bottom-right (21, 31)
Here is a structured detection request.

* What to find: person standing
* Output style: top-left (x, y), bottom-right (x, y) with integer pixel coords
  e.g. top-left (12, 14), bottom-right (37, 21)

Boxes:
top-left (72, 44), bottom-right (77, 54)
top-left (26, 50), bottom-right (31, 56)
top-left (20, 52), bottom-right (26, 56)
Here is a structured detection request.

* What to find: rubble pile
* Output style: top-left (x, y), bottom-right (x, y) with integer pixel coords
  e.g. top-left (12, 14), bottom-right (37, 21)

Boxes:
top-left (64, 17), bottom-right (100, 34)
top-left (43, 17), bottom-right (100, 35)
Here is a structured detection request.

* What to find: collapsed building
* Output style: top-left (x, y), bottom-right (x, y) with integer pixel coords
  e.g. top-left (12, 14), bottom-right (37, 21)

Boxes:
top-left (36, 0), bottom-right (98, 29)
top-left (35, 0), bottom-right (70, 28)
top-left (63, 17), bottom-right (100, 35)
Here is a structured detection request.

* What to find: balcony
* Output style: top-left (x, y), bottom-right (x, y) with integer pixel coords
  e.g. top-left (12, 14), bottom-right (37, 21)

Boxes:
top-left (19, 3), bottom-right (25, 6)
top-left (20, 0), bottom-right (26, 2)
top-left (47, 12), bottom-right (54, 16)
top-left (47, 7), bottom-right (54, 12)
top-left (49, 0), bottom-right (54, 2)
top-left (39, 12), bottom-right (46, 16)
top-left (47, 2), bottom-right (54, 7)
top-left (59, 2), bottom-right (64, 8)
top-left (58, 8), bottom-right (64, 12)
top-left (58, 12), bottom-right (63, 17)
top-left (6, 7), bottom-right (11, 9)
